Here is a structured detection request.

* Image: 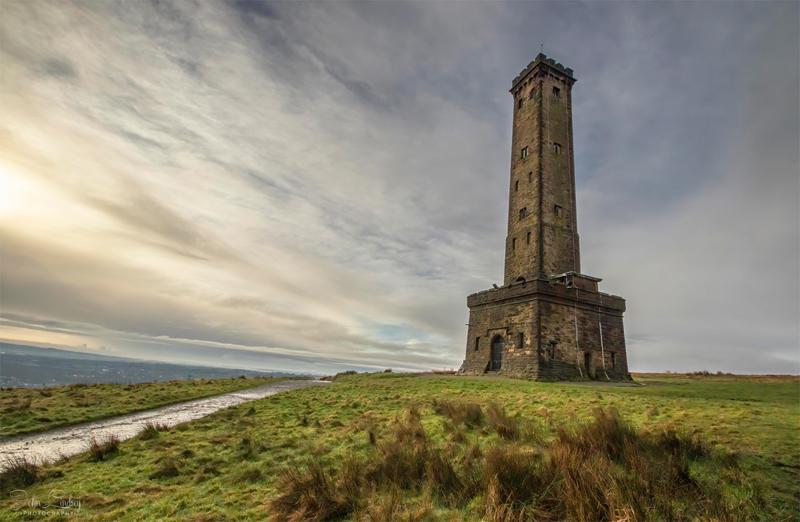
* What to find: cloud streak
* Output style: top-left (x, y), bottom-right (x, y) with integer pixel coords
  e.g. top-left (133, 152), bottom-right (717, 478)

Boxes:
top-left (0, 1), bottom-right (797, 374)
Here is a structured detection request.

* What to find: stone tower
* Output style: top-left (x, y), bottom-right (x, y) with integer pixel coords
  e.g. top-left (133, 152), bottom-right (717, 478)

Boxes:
top-left (459, 53), bottom-right (630, 380)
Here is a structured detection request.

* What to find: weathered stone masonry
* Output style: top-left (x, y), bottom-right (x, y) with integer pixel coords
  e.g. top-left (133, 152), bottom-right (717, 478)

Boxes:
top-left (459, 54), bottom-right (631, 381)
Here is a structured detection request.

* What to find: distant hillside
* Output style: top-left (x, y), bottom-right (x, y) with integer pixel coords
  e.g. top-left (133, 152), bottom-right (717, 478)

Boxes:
top-left (0, 343), bottom-right (295, 387)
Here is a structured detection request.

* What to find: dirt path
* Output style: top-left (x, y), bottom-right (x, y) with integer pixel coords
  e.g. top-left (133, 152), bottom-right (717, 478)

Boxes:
top-left (0, 380), bottom-right (327, 469)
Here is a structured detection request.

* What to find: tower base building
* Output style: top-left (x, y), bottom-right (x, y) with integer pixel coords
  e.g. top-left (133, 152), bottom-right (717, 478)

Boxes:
top-left (460, 272), bottom-right (629, 380)
top-left (459, 54), bottom-right (631, 381)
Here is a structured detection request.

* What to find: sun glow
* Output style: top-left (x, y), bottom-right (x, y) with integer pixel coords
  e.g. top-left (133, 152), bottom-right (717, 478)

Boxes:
top-left (0, 161), bottom-right (104, 239)
top-left (0, 163), bottom-right (34, 217)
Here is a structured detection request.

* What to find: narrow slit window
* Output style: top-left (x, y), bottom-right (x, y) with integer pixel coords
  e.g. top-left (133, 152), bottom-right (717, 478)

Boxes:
top-left (611, 352), bottom-right (616, 368)
top-left (517, 332), bottom-right (524, 348)
top-left (554, 204), bottom-right (563, 217)
top-left (520, 146), bottom-right (529, 159)
top-left (526, 231), bottom-right (531, 244)
top-left (474, 337), bottom-right (480, 352)
top-left (519, 207), bottom-right (527, 220)
top-left (528, 171), bottom-right (532, 183)
top-left (554, 143), bottom-right (562, 155)
top-left (514, 180), bottom-right (519, 192)
top-left (512, 237), bottom-right (517, 251)
top-left (517, 98), bottom-right (524, 110)
top-left (553, 86), bottom-right (560, 98)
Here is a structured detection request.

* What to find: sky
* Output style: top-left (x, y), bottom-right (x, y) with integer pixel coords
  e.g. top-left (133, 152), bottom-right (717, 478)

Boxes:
top-left (0, 1), bottom-right (797, 375)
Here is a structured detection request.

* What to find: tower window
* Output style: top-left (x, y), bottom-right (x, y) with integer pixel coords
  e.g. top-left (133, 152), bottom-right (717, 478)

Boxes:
top-left (517, 332), bottom-right (524, 348)
top-left (611, 352), bottom-right (616, 368)
top-left (526, 231), bottom-right (531, 244)
top-left (553, 86), bottom-right (561, 98)
top-left (519, 207), bottom-right (527, 220)
top-left (514, 180), bottom-right (519, 192)
top-left (518, 98), bottom-right (524, 110)
top-left (520, 146), bottom-right (529, 159)
top-left (512, 237), bottom-right (517, 251)
top-left (547, 341), bottom-right (556, 360)
top-left (554, 143), bottom-right (562, 155)
top-left (554, 204), bottom-right (563, 217)
top-left (475, 337), bottom-right (480, 352)
top-left (528, 171), bottom-right (532, 183)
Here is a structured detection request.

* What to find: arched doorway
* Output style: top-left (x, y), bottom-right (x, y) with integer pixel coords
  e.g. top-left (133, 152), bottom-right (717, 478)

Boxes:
top-left (584, 352), bottom-right (593, 379)
top-left (490, 335), bottom-right (504, 370)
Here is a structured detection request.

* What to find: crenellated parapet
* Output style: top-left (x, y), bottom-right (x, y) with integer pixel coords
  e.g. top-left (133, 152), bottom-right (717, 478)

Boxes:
top-left (510, 53), bottom-right (576, 94)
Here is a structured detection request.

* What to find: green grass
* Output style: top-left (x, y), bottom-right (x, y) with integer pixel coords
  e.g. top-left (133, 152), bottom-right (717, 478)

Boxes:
top-left (0, 373), bottom-right (797, 520)
top-left (0, 376), bottom-right (286, 437)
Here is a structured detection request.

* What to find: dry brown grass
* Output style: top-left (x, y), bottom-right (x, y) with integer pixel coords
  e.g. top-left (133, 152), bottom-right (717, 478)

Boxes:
top-left (149, 456), bottom-right (181, 480)
top-left (268, 459), bottom-right (350, 521)
top-left (631, 372), bottom-right (799, 383)
top-left (0, 456), bottom-right (39, 497)
top-left (432, 399), bottom-right (483, 428)
top-left (1, 397), bottom-right (31, 413)
top-left (269, 406), bottom-right (758, 521)
top-left (87, 434), bottom-right (120, 462)
top-left (139, 422), bottom-right (169, 440)
top-left (356, 488), bottom-right (434, 521)
top-left (485, 401), bottom-right (524, 440)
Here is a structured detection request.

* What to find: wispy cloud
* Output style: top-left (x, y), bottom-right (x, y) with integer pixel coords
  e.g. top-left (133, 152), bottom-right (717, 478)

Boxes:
top-left (0, 1), bottom-right (796, 374)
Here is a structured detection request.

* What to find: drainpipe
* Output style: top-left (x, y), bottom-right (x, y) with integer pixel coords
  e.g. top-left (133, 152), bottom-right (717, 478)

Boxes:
top-left (574, 287), bottom-right (582, 378)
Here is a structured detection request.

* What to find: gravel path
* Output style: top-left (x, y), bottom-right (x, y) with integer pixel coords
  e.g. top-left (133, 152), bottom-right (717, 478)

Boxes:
top-left (0, 379), bottom-right (327, 469)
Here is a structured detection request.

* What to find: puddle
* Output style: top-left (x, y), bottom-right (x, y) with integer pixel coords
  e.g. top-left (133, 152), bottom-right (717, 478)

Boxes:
top-left (0, 380), bottom-right (327, 469)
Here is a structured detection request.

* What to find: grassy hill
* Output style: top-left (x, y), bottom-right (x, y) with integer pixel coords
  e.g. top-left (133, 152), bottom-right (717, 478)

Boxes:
top-left (1, 373), bottom-right (797, 520)
top-left (0, 376), bottom-right (286, 437)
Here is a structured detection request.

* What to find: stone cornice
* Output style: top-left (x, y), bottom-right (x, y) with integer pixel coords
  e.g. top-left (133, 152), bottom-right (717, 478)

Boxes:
top-left (468, 278), bottom-right (625, 314)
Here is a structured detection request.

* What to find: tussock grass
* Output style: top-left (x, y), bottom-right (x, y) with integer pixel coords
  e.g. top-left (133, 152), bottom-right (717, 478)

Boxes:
top-left (149, 456), bottom-right (180, 479)
top-left (356, 488), bottom-right (434, 521)
top-left (1, 397), bottom-right (31, 413)
top-left (270, 407), bottom-right (758, 521)
top-left (432, 398), bottom-right (483, 428)
top-left (486, 401), bottom-right (524, 440)
top-left (235, 465), bottom-right (263, 484)
top-left (0, 457), bottom-right (39, 497)
top-left (87, 435), bottom-right (120, 462)
top-left (436, 399), bottom-right (531, 441)
top-left (269, 459), bottom-right (350, 521)
top-left (139, 422), bottom-right (169, 440)
top-left (238, 434), bottom-right (265, 458)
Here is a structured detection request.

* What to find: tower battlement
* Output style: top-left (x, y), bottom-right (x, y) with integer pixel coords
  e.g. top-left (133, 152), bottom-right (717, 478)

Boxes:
top-left (511, 53), bottom-right (576, 93)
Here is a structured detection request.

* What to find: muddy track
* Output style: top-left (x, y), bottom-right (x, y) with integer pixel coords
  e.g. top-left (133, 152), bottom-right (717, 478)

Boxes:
top-left (0, 380), bottom-right (328, 469)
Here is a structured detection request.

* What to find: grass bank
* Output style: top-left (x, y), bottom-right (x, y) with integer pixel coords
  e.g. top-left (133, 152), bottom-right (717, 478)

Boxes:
top-left (0, 373), bottom-right (796, 520)
top-left (0, 376), bottom-right (286, 437)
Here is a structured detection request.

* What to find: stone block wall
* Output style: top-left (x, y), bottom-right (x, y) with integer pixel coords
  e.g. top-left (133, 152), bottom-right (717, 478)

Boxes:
top-left (461, 295), bottom-right (540, 378)
top-left (460, 279), bottom-right (630, 381)
top-left (537, 298), bottom-right (629, 380)
top-left (504, 59), bottom-right (580, 285)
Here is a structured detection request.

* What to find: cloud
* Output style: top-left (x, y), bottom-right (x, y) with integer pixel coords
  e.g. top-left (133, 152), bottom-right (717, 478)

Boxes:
top-left (0, 1), bottom-right (796, 374)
